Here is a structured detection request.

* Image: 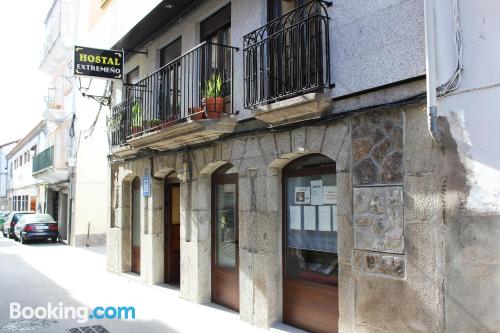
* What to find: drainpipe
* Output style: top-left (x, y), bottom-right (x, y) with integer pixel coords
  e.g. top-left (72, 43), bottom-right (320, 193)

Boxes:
top-left (424, 0), bottom-right (441, 143)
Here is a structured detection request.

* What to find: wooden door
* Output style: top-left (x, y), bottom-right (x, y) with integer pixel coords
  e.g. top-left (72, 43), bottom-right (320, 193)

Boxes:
top-left (131, 178), bottom-right (141, 274)
top-left (211, 172), bottom-right (239, 311)
top-left (164, 182), bottom-right (181, 284)
top-left (282, 155), bottom-right (339, 333)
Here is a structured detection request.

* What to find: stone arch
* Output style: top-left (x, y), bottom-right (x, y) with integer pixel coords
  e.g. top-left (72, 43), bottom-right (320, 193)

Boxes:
top-left (265, 151), bottom-right (340, 325)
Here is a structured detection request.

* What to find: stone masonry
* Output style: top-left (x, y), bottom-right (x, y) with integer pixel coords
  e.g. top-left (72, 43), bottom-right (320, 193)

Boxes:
top-left (108, 104), bottom-right (445, 333)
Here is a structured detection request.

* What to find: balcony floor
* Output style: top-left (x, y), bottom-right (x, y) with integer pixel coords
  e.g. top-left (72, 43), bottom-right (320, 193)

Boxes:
top-left (114, 117), bottom-right (237, 155)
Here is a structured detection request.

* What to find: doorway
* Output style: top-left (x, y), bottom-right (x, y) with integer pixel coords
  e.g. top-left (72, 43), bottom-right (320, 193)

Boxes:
top-left (131, 177), bottom-right (141, 274)
top-left (164, 175), bottom-right (180, 284)
top-left (282, 155), bottom-right (339, 333)
top-left (211, 164), bottom-right (239, 311)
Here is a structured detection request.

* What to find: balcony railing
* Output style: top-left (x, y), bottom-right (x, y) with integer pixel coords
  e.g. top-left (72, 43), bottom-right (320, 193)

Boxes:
top-left (33, 146), bottom-right (54, 174)
top-left (243, 0), bottom-right (332, 108)
top-left (110, 42), bottom-right (238, 146)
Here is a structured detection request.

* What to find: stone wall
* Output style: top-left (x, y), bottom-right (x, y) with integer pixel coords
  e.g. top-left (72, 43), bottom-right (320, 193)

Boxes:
top-left (107, 104), bottom-right (448, 332)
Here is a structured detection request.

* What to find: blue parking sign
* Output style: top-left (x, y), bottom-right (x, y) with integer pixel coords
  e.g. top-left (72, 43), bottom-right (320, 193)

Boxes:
top-left (143, 176), bottom-right (151, 197)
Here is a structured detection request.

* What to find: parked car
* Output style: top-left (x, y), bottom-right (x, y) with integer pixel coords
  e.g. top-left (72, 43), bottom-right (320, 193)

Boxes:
top-left (14, 214), bottom-right (58, 244)
top-left (0, 211), bottom-right (9, 232)
top-left (2, 212), bottom-right (35, 239)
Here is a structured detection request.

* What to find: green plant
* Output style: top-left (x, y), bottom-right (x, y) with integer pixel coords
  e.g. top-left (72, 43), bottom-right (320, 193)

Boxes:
top-left (107, 113), bottom-right (123, 131)
top-left (131, 102), bottom-right (143, 127)
top-left (203, 73), bottom-right (222, 99)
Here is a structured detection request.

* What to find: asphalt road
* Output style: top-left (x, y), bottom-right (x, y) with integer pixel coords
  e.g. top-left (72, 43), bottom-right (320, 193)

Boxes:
top-left (0, 235), bottom-right (283, 333)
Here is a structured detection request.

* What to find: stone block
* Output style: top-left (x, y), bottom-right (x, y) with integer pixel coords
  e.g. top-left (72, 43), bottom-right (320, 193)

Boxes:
top-left (354, 186), bottom-right (404, 254)
top-left (274, 131), bottom-right (291, 156)
top-left (291, 127), bottom-right (306, 152)
top-left (364, 252), bottom-right (405, 278)
top-left (321, 122), bottom-right (349, 161)
top-left (352, 111), bottom-right (404, 186)
top-left (305, 125), bottom-right (325, 152)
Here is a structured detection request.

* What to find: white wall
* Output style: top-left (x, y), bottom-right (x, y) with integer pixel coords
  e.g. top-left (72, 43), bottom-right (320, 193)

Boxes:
top-left (434, 1), bottom-right (500, 332)
top-left (435, 0), bottom-right (500, 215)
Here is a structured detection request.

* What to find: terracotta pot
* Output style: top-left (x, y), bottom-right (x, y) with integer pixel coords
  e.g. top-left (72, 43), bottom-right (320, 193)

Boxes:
top-left (189, 106), bottom-right (205, 121)
top-left (131, 126), bottom-right (141, 135)
top-left (204, 97), bottom-right (224, 113)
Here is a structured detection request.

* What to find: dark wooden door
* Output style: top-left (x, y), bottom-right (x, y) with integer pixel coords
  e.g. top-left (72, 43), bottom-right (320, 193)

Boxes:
top-left (282, 155), bottom-right (339, 333)
top-left (131, 178), bottom-right (141, 274)
top-left (164, 182), bottom-right (181, 284)
top-left (211, 172), bottom-right (239, 311)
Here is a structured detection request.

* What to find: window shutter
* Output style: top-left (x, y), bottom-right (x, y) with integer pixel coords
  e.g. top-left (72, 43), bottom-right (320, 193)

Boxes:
top-left (200, 4), bottom-right (231, 40)
top-left (160, 38), bottom-right (182, 67)
top-left (126, 67), bottom-right (140, 85)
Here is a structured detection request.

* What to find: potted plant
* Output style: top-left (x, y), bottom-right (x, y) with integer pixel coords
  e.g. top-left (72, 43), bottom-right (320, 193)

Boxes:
top-left (107, 113), bottom-right (123, 133)
top-left (131, 102), bottom-right (143, 135)
top-left (188, 106), bottom-right (205, 121)
top-left (202, 73), bottom-right (224, 118)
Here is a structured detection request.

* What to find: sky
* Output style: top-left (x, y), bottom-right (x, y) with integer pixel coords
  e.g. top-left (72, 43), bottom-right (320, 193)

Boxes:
top-left (0, 0), bottom-right (53, 145)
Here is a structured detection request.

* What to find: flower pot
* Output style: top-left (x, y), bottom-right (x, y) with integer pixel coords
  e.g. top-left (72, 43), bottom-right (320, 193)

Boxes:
top-left (131, 126), bottom-right (141, 136)
top-left (189, 106), bottom-right (205, 121)
top-left (204, 97), bottom-right (224, 115)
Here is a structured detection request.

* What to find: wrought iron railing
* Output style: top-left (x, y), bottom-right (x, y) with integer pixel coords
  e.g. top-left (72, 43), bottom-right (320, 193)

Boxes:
top-left (243, 0), bottom-right (332, 108)
top-left (33, 146), bottom-right (54, 174)
top-left (110, 42), bottom-right (238, 146)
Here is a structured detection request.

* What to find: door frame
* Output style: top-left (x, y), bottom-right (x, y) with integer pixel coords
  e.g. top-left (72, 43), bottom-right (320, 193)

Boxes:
top-left (281, 160), bottom-right (339, 332)
top-left (131, 177), bottom-right (141, 274)
top-left (164, 178), bottom-right (180, 284)
top-left (211, 172), bottom-right (239, 311)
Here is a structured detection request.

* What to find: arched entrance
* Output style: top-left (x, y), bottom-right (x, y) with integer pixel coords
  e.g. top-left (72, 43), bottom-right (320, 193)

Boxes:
top-left (131, 177), bottom-right (141, 274)
top-left (282, 154), bottom-right (339, 333)
top-left (211, 164), bottom-right (239, 311)
top-left (164, 172), bottom-right (181, 284)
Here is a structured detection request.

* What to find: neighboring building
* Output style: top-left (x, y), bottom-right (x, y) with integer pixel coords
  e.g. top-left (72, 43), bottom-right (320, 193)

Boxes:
top-left (85, 0), bottom-right (499, 332)
top-left (0, 141), bottom-right (19, 211)
top-left (34, 0), bottom-right (108, 246)
top-left (6, 122), bottom-right (49, 214)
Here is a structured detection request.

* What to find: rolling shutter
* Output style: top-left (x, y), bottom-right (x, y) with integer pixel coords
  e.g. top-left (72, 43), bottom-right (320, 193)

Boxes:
top-left (200, 4), bottom-right (231, 40)
top-left (160, 38), bottom-right (182, 67)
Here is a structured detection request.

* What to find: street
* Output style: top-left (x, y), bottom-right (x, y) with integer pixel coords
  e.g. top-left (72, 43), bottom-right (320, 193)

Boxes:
top-left (0, 236), bottom-right (290, 333)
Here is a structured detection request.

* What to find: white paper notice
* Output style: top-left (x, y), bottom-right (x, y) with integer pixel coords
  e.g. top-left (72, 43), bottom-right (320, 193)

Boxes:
top-left (289, 206), bottom-right (302, 230)
top-left (332, 205), bottom-right (338, 231)
top-left (323, 186), bottom-right (338, 204)
top-left (304, 206), bottom-right (316, 230)
top-left (310, 180), bottom-right (323, 205)
top-left (295, 187), bottom-right (310, 204)
top-left (318, 206), bottom-right (332, 231)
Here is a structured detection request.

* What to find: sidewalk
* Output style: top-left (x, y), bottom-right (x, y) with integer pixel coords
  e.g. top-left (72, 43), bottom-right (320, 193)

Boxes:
top-left (0, 237), bottom-right (298, 332)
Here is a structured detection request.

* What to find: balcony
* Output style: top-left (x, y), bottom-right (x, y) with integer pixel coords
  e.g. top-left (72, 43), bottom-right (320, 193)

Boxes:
top-left (32, 146), bottom-right (70, 183)
top-left (243, 0), bottom-right (333, 125)
top-left (110, 42), bottom-right (238, 154)
top-left (40, 0), bottom-right (75, 74)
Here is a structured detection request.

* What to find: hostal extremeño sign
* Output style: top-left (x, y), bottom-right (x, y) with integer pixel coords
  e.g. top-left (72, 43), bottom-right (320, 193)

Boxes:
top-left (74, 46), bottom-right (123, 80)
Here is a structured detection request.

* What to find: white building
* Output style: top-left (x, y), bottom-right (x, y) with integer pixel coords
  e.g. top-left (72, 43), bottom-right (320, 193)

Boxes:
top-left (34, 0), bottom-right (109, 246)
top-left (0, 141), bottom-right (19, 211)
top-left (6, 121), bottom-right (49, 213)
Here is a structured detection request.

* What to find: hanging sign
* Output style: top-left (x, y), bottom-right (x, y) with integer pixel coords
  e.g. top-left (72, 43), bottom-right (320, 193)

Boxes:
top-left (74, 46), bottom-right (123, 80)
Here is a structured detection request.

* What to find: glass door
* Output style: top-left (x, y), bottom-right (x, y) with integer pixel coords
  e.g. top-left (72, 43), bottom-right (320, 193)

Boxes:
top-left (211, 166), bottom-right (239, 311)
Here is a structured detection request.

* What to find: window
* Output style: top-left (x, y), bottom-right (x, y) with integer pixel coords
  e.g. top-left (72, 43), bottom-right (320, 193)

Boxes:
top-left (159, 38), bottom-right (182, 122)
top-left (283, 155), bottom-right (338, 285)
top-left (19, 155), bottom-right (23, 166)
top-left (125, 66), bottom-right (140, 100)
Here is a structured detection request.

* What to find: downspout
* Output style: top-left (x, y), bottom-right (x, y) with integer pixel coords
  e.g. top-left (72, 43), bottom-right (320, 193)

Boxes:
top-left (423, 0), bottom-right (441, 143)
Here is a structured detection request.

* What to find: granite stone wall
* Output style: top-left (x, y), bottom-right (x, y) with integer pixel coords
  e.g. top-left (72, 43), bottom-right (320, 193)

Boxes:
top-left (107, 104), bottom-right (445, 333)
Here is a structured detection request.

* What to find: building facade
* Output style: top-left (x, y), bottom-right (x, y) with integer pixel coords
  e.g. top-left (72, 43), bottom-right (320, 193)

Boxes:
top-left (93, 0), bottom-right (500, 332)
top-left (0, 141), bottom-right (18, 211)
top-left (6, 122), bottom-right (49, 214)
top-left (33, 0), bottom-right (109, 246)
